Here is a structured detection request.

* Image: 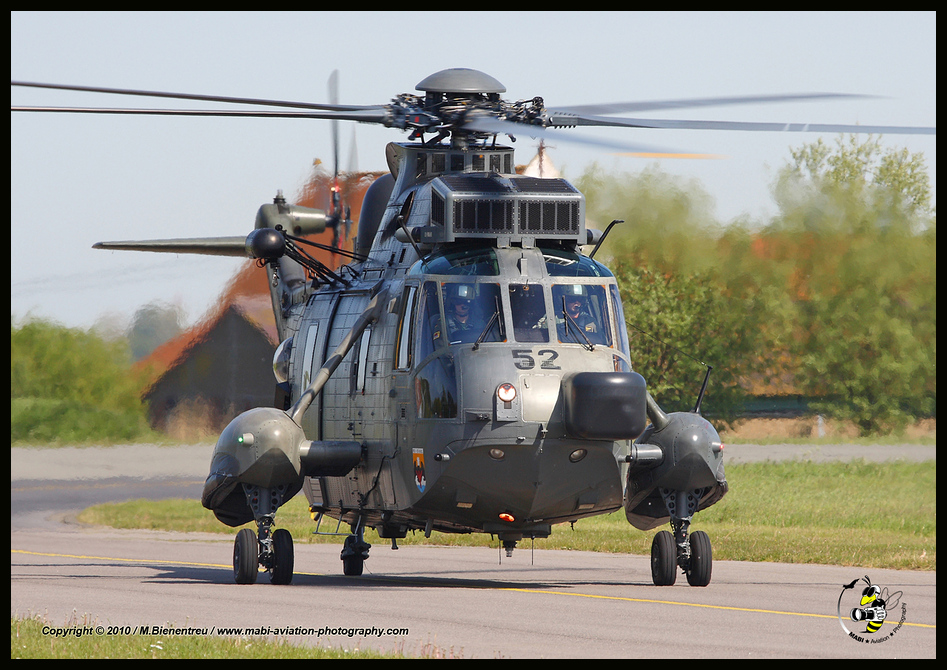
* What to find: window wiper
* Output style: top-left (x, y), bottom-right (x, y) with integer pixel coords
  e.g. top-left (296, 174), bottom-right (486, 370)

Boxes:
top-left (562, 296), bottom-right (595, 351)
top-left (473, 296), bottom-right (503, 351)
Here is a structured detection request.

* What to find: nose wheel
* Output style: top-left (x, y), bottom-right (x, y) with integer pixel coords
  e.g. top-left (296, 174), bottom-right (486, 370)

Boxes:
top-left (234, 527), bottom-right (259, 584)
top-left (232, 484), bottom-right (295, 585)
top-left (232, 523), bottom-right (295, 585)
top-left (650, 488), bottom-right (713, 586)
top-left (650, 527), bottom-right (712, 586)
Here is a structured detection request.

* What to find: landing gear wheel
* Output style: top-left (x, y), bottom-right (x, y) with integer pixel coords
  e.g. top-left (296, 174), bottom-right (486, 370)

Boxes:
top-left (234, 527), bottom-right (259, 585)
top-left (341, 531), bottom-right (369, 576)
top-left (685, 530), bottom-right (712, 587)
top-left (269, 528), bottom-right (294, 585)
top-left (342, 553), bottom-right (364, 576)
top-left (651, 530), bottom-right (677, 586)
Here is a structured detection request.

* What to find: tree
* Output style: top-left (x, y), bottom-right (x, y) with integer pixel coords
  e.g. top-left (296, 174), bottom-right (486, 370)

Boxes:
top-left (577, 164), bottom-right (760, 424)
top-left (126, 300), bottom-right (186, 361)
top-left (611, 262), bottom-right (753, 424)
top-left (769, 135), bottom-right (935, 434)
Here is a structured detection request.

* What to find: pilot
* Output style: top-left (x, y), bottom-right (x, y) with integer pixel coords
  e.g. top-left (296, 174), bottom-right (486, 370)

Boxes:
top-left (557, 285), bottom-right (599, 340)
top-left (510, 284), bottom-right (549, 342)
top-left (444, 284), bottom-right (485, 343)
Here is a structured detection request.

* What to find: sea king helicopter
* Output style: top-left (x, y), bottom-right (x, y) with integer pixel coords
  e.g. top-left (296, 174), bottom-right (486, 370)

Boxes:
top-left (12, 69), bottom-right (935, 587)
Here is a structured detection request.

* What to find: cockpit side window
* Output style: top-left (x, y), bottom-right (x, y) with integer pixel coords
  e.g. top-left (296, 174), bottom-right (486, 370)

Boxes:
top-left (551, 284), bottom-right (612, 347)
top-left (415, 354), bottom-right (458, 419)
top-left (609, 284), bottom-right (631, 357)
top-left (509, 284), bottom-right (549, 343)
top-left (415, 284), bottom-right (459, 419)
top-left (416, 281), bottom-right (443, 361)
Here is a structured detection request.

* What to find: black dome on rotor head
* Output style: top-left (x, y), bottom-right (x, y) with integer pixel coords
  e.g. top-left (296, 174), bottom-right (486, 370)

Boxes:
top-left (415, 68), bottom-right (506, 95)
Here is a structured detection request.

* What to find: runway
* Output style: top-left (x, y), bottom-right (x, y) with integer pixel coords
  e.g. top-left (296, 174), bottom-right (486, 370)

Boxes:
top-left (11, 444), bottom-right (937, 658)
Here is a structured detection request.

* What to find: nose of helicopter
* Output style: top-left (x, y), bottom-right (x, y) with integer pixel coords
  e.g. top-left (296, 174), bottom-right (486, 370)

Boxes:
top-left (418, 437), bottom-right (625, 531)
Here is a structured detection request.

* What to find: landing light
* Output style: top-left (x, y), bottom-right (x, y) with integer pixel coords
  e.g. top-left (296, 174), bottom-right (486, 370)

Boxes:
top-left (497, 383), bottom-right (516, 403)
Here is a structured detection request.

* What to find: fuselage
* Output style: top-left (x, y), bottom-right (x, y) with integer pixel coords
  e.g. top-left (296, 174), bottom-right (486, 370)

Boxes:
top-left (279, 149), bottom-right (639, 539)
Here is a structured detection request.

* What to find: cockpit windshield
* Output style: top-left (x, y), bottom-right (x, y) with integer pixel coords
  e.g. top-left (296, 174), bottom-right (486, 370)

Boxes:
top-left (542, 248), bottom-right (613, 278)
top-left (509, 284), bottom-right (548, 342)
top-left (437, 282), bottom-right (504, 346)
top-left (407, 247), bottom-right (618, 353)
top-left (551, 283), bottom-right (612, 347)
top-left (411, 246), bottom-right (499, 276)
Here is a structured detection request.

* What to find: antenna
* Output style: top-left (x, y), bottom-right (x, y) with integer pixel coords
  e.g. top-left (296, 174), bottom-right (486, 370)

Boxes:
top-left (692, 365), bottom-right (713, 415)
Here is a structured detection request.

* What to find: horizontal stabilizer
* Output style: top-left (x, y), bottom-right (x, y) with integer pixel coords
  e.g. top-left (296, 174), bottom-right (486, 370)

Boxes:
top-left (93, 236), bottom-right (250, 256)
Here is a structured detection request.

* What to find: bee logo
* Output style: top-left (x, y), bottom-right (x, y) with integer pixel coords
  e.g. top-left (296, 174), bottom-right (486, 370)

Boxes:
top-left (839, 575), bottom-right (904, 638)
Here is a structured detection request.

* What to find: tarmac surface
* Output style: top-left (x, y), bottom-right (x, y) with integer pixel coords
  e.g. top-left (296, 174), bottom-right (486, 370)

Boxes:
top-left (11, 443), bottom-right (936, 658)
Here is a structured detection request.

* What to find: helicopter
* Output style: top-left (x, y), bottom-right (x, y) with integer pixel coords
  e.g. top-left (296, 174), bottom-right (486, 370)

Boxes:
top-left (12, 68), bottom-right (935, 588)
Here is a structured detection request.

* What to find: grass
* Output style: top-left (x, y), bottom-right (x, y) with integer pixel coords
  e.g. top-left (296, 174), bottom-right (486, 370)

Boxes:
top-left (77, 460), bottom-right (935, 571)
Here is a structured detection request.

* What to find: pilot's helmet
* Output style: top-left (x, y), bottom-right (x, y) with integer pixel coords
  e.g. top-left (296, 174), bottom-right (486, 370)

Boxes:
top-left (446, 284), bottom-right (475, 302)
top-left (564, 284), bottom-right (587, 300)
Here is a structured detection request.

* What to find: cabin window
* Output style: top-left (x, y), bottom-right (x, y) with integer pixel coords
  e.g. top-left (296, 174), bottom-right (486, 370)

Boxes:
top-left (551, 284), bottom-right (612, 347)
top-left (301, 323), bottom-right (319, 388)
top-left (353, 325), bottom-right (372, 394)
top-left (440, 282), bottom-right (504, 346)
top-left (509, 284), bottom-right (549, 343)
top-left (395, 285), bottom-right (418, 370)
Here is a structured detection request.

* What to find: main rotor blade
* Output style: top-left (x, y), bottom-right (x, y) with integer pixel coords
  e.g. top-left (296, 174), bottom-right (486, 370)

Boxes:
top-left (11, 105), bottom-right (389, 123)
top-left (93, 236), bottom-right (250, 257)
top-left (462, 113), bottom-right (687, 156)
top-left (549, 113), bottom-right (937, 136)
top-left (548, 92), bottom-right (872, 116)
top-left (329, 70), bottom-right (340, 179)
top-left (11, 80), bottom-right (379, 113)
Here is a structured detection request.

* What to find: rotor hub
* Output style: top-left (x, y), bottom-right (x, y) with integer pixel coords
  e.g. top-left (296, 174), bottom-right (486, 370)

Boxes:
top-left (415, 68), bottom-right (506, 95)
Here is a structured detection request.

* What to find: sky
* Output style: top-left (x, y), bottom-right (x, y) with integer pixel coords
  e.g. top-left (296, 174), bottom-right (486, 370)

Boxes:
top-left (11, 11), bottom-right (936, 330)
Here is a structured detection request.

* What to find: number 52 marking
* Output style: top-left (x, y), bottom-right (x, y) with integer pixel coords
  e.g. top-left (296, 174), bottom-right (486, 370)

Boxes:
top-left (511, 349), bottom-right (560, 370)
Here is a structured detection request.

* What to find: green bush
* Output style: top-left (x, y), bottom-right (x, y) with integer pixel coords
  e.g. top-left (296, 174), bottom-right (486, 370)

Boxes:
top-left (11, 318), bottom-right (157, 444)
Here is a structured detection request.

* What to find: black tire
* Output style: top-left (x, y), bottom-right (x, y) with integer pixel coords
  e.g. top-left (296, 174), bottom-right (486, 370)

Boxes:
top-left (270, 528), bottom-right (294, 585)
top-left (651, 530), bottom-right (676, 586)
top-left (234, 528), bottom-right (258, 585)
top-left (686, 530), bottom-right (712, 587)
top-left (342, 554), bottom-right (364, 576)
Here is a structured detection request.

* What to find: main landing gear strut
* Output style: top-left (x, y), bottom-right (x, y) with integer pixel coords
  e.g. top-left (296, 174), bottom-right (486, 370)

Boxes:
top-left (233, 484), bottom-right (294, 585)
top-left (650, 487), bottom-right (712, 587)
